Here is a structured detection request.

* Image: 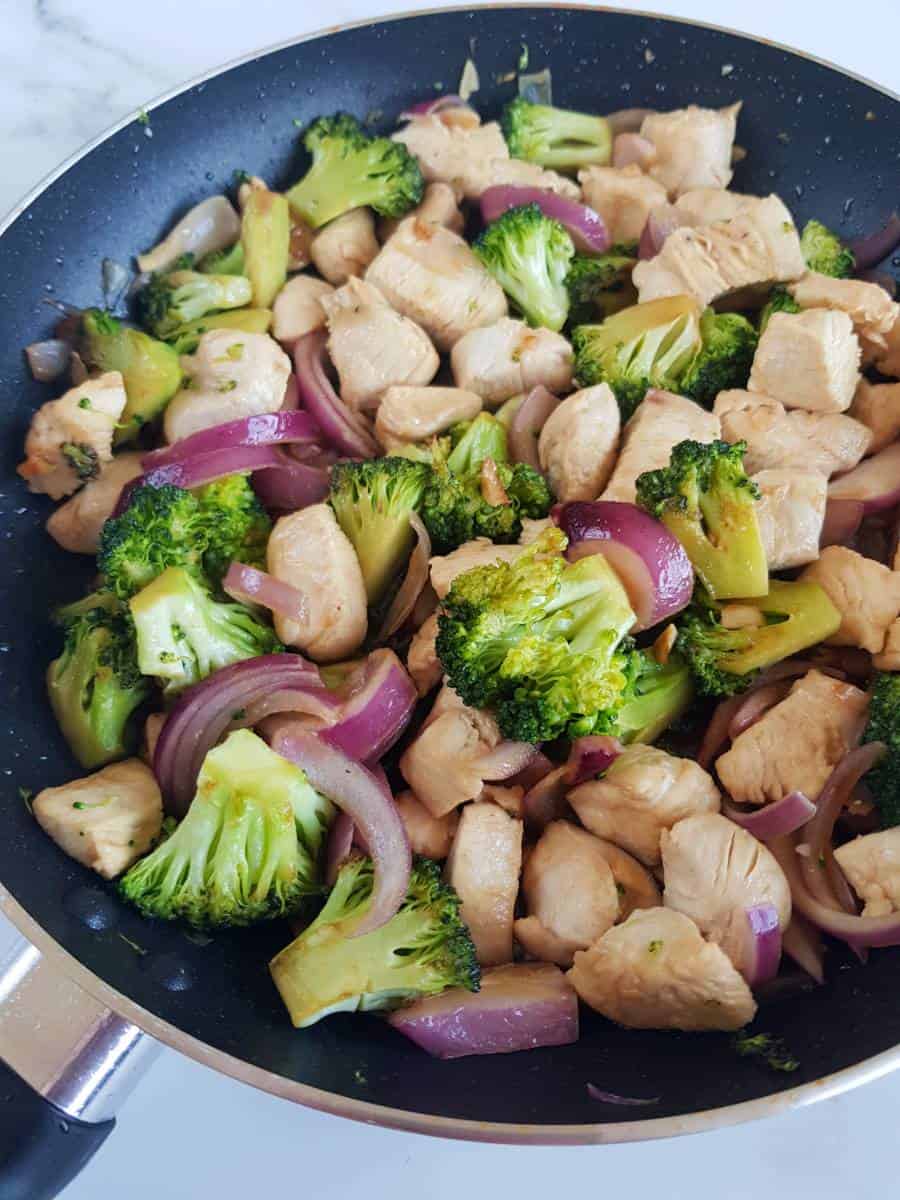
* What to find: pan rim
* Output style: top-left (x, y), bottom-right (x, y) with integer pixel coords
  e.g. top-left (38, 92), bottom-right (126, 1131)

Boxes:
top-left (3, 1), bottom-right (899, 1144)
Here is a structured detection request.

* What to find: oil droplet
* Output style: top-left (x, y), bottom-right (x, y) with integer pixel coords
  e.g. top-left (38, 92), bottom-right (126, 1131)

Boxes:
top-left (65, 885), bottom-right (119, 932)
top-left (148, 952), bottom-right (195, 992)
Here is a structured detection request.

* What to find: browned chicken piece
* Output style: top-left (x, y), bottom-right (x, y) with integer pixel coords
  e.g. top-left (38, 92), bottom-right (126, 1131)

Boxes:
top-left (309, 208), bottom-right (380, 285)
top-left (473, 157), bottom-right (581, 200)
top-left (392, 114), bottom-right (509, 199)
top-left (406, 611), bottom-right (442, 696)
top-left (600, 389), bottom-right (720, 503)
top-left (320, 278), bottom-right (439, 411)
top-left (429, 538), bottom-right (524, 599)
top-left (568, 744), bottom-right (720, 866)
top-left (672, 187), bottom-right (768, 227)
top-left (874, 620), bottom-right (900, 671)
top-left (849, 379), bottom-right (900, 455)
top-left (375, 385), bottom-right (482, 450)
top-left (378, 181), bottom-right (465, 241)
top-left (450, 318), bottom-right (573, 408)
top-left (752, 469), bottom-right (827, 571)
top-left (641, 103), bottom-right (741, 196)
top-left (272, 275), bottom-right (334, 344)
top-left (834, 828), bottom-right (900, 917)
top-left (514, 915), bottom-right (579, 967)
top-left (393, 789), bottom-right (458, 859)
top-left (568, 907), bottom-right (756, 1031)
top-left (538, 384), bottom-right (620, 501)
top-left (748, 309), bottom-right (860, 413)
top-left (365, 218), bottom-right (507, 351)
top-left (661, 814), bottom-right (791, 975)
top-left (589, 838), bottom-right (661, 920)
top-left (872, 313), bottom-right (900, 379)
top-left (801, 546), bottom-right (900, 653)
top-left (444, 801), bottom-right (523, 966)
top-left (716, 669), bottom-right (869, 806)
top-left (714, 389), bottom-right (871, 477)
top-left (577, 164), bottom-right (668, 243)
top-left (46, 452), bottom-right (143, 554)
top-left (789, 272), bottom-right (900, 361)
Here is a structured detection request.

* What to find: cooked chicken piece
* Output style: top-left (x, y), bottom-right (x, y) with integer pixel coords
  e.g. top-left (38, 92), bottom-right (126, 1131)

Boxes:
top-left (715, 389), bottom-right (871, 477)
top-left (519, 517), bottom-right (553, 544)
top-left (801, 546), bottom-right (900, 653)
top-left (320, 278), bottom-right (439, 411)
top-left (872, 313), bottom-right (900, 378)
top-left (309, 208), bottom-right (379, 286)
top-left (589, 838), bottom-right (661, 919)
top-left (577, 164), bottom-right (668, 243)
top-left (849, 379), bottom-right (900, 455)
top-left (874, 620), bottom-right (900, 670)
top-left (393, 115), bottom-right (509, 199)
top-left (538, 384), bottom-right (620, 501)
top-left (834, 828), bottom-right (900, 917)
top-left (473, 157), bottom-right (581, 200)
top-left (789, 272), bottom-right (899, 361)
top-left (633, 195), bottom-right (805, 308)
top-left (514, 915), bottom-right (579, 967)
top-left (142, 713), bottom-right (166, 765)
top-left (600, 389), bottom-right (720, 503)
top-left (672, 187), bottom-right (767, 227)
top-left (568, 907), bottom-right (756, 1031)
top-left (450, 318), bottom-right (573, 408)
top-left (716, 669), bottom-right (869, 806)
top-left (19, 372), bottom-right (127, 500)
top-left (429, 538), bottom-right (524, 600)
top-left (33, 760), bottom-right (162, 880)
top-left (393, 789), bottom-right (457, 860)
top-left (569, 744), bottom-right (720, 866)
top-left (480, 784), bottom-right (524, 817)
top-left (266, 504), bottom-right (367, 661)
top-left (378, 181), bottom-right (464, 241)
top-left (366, 218), bottom-right (507, 352)
top-left (641, 103), bottom-right (741, 197)
top-left (748, 309), bottom-right (860, 414)
top-left (444, 801), bottom-right (523, 966)
top-left (375, 385), bottom-right (482, 450)
top-left (164, 331), bottom-right (291, 443)
top-left (406, 611), bottom-right (442, 696)
top-left (271, 274), bottom-right (334, 344)
top-left (661, 813), bottom-right (791, 974)
top-left (45, 452), bottom-right (143, 554)
top-left (752, 469), bottom-right (827, 571)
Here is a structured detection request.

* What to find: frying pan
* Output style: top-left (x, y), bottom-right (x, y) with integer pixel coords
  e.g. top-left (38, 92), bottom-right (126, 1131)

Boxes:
top-left (1, 5), bottom-right (898, 1196)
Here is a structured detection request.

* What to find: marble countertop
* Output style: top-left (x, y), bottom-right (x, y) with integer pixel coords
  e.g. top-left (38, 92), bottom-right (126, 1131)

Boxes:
top-left (2, 2), bottom-right (899, 1197)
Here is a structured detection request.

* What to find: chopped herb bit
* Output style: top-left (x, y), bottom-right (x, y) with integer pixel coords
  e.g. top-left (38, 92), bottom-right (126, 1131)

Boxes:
top-left (77, 396), bottom-right (92, 410)
top-left (231, 708), bottom-right (246, 720)
top-left (137, 108), bottom-right (150, 127)
top-left (733, 1032), bottom-right (799, 1073)
top-left (61, 442), bottom-right (100, 482)
top-left (217, 379), bottom-right (238, 393)
top-left (518, 43), bottom-right (529, 72)
top-left (225, 342), bottom-right (245, 361)
top-left (118, 933), bottom-right (148, 956)
top-left (647, 939), bottom-right (663, 955)
top-left (615, 881), bottom-right (626, 898)
top-left (353, 1068), bottom-right (368, 1085)
top-left (18, 787), bottom-right (33, 813)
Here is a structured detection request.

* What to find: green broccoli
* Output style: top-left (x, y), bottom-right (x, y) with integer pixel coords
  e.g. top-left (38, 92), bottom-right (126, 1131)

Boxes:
top-left (137, 269), bottom-right (252, 339)
top-left (564, 250), bottom-right (638, 326)
top-left (286, 112), bottom-right (423, 229)
top-left (861, 672), bottom-right (900, 827)
top-left (436, 527), bottom-right (637, 743)
top-left (129, 566), bottom-right (281, 694)
top-left (120, 729), bottom-right (333, 926)
top-left (501, 96), bottom-right (612, 170)
top-left (677, 581), bottom-right (842, 697)
top-left (165, 308), bottom-right (272, 355)
top-left (635, 440), bottom-right (768, 600)
top-left (572, 296), bottom-right (702, 422)
top-left (329, 457), bottom-right (430, 607)
top-left (613, 650), bottom-right (694, 744)
top-left (800, 218), bottom-right (855, 278)
top-left (197, 241), bottom-right (245, 275)
top-left (473, 204), bottom-right (574, 331)
top-left (758, 285), bottom-right (801, 334)
top-left (269, 856), bottom-right (480, 1028)
top-left (47, 599), bottom-right (151, 769)
top-left (194, 474), bottom-right (271, 586)
top-left (679, 310), bottom-right (758, 408)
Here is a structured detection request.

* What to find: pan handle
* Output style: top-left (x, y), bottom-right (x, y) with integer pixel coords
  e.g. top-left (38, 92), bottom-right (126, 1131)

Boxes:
top-left (0, 935), bottom-right (159, 1200)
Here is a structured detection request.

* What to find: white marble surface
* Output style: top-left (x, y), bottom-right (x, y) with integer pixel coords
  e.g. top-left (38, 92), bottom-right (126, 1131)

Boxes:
top-left (2, 2), bottom-right (899, 1197)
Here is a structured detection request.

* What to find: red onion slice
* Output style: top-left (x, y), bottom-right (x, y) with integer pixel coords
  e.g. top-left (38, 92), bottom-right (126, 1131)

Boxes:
top-left (25, 339), bottom-right (72, 382)
top-left (237, 688), bottom-right (340, 729)
top-left (293, 332), bottom-right (378, 459)
top-left (472, 741), bottom-right (539, 782)
top-left (223, 562), bottom-right (309, 625)
top-left (508, 385), bottom-right (558, 470)
top-left (141, 443), bottom-right (285, 490)
top-left (820, 498), bottom-right (865, 548)
top-left (727, 681), bottom-right (791, 740)
top-left (698, 693), bottom-right (746, 769)
top-left (828, 442), bottom-right (900, 513)
top-left (480, 186), bottom-right (610, 255)
top-left (638, 205), bottom-right (681, 260)
top-left (251, 456), bottom-right (330, 512)
top-left (848, 212), bottom-right (900, 270)
top-left (398, 94), bottom-right (470, 120)
top-left (567, 735), bottom-right (623, 785)
top-left (320, 649), bottom-right (417, 765)
top-left (605, 107), bottom-right (657, 136)
top-left (741, 904), bottom-right (782, 988)
top-left (372, 514), bottom-right (431, 643)
top-left (508, 751), bottom-right (555, 793)
top-left (612, 133), bottom-right (656, 170)
top-left (781, 913), bottom-right (825, 985)
top-left (587, 1085), bottom-right (659, 1107)
top-left (523, 737), bottom-right (621, 829)
top-left (272, 730), bottom-right (410, 936)
top-left (723, 791), bottom-right (816, 840)
top-left (324, 811), bottom-right (355, 886)
top-left (144, 410), bottom-right (321, 471)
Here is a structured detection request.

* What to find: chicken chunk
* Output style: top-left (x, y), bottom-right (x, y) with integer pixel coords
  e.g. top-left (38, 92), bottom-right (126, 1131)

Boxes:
top-left (641, 103), bottom-right (741, 197)
top-left (309, 208), bottom-right (379, 286)
top-left (163, 331), bottom-right (291, 443)
top-left (538, 384), bottom-right (620, 501)
top-left (429, 538), bottom-right (524, 600)
top-left (672, 188), bottom-right (767, 227)
top-left (366, 218), bottom-right (507, 352)
top-left (45, 452), bottom-right (143, 554)
top-left (849, 379), bottom-right (900, 455)
top-left (393, 789), bottom-right (457, 860)
top-left (874, 620), bottom-right (900, 671)
top-left (450, 318), bottom-right (573, 409)
top-left (266, 504), bottom-right (367, 662)
top-left (834, 828), bottom-right (900, 917)
top-left (33, 759), bottom-right (162, 880)
top-left (789, 272), bottom-right (899, 360)
top-left (444, 801), bottom-right (523, 966)
top-left (378, 181), bottom-right (464, 241)
top-left (320, 278), bottom-right (439, 411)
top-left (590, 838), bottom-right (661, 920)
top-left (716, 669), bottom-right (869, 806)
top-left (801, 546), bottom-right (900, 653)
top-left (375, 385), bottom-right (482, 450)
top-left (406, 611), bottom-right (442, 696)
top-left (569, 744), bottom-right (721, 866)
top-left (393, 115), bottom-right (510, 199)
top-left (600, 389), bottom-right (720, 503)
top-left (568, 907), bottom-right (756, 1031)
top-left (661, 813), bottom-right (791, 974)
top-left (872, 313), bottom-right (900, 379)
top-left (271, 274), bottom-right (334, 345)
top-left (752, 469), bottom-right (827, 571)
top-left (748, 309), bottom-right (860, 414)
top-left (19, 372), bottom-right (127, 499)
top-left (577, 164), bottom-right (668, 243)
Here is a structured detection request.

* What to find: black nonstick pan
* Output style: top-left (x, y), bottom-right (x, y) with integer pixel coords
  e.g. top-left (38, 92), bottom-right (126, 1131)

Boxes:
top-left (1, 6), bottom-right (899, 1197)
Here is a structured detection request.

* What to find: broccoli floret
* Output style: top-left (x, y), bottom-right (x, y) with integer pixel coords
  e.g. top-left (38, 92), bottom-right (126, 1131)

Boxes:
top-left (501, 96), bottom-right (612, 170)
top-left (800, 218), bottom-right (855, 278)
top-left (473, 204), bottom-right (574, 331)
top-left (758, 285), bottom-right (801, 333)
top-left (862, 672), bottom-right (900, 827)
top-left (98, 484), bottom-right (207, 600)
top-left (636, 439), bottom-right (768, 600)
top-left (679, 310), bottom-right (758, 409)
top-left (613, 650), bottom-right (694, 744)
top-left (129, 566), bottom-right (280, 694)
top-left (286, 112), bottom-right (424, 229)
top-left (329, 457), bottom-right (430, 607)
top-left (436, 528), bottom-right (636, 742)
top-left (195, 474), bottom-right (271, 587)
top-left (677, 580), bottom-right (842, 697)
top-left (572, 296), bottom-right (703, 422)
top-left (197, 241), bottom-right (245, 275)
top-left (565, 251), bottom-right (638, 325)
top-left (137, 268), bottom-right (252, 339)
top-left (120, 729), bottom-right (333, 926)
top-left (47, 600), bottom-right (151, 769)
top-left (269, 855), bottom-right (480, 1027)
top-left (165, 308), bottom-right (272, 355)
